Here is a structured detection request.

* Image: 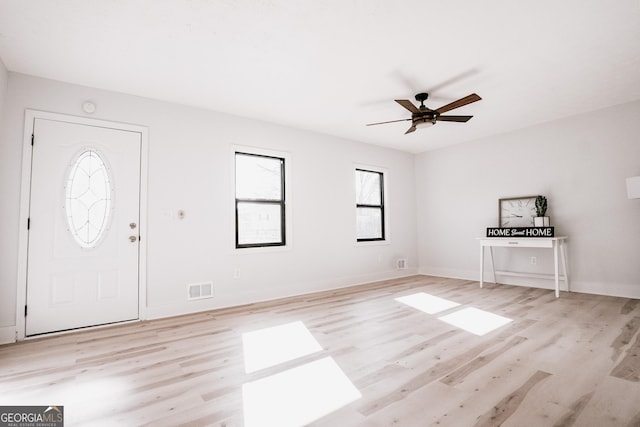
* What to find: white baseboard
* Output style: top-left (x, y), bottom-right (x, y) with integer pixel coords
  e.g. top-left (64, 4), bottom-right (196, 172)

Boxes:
top-left (568, 280), bottom-right (640, 299)
top-left (146, 297), bottom-right (229, 320)
top-left (419, 267), bottom-right (640, 299)
top-left (0, 325), bottom-right (16, 345)
top-left (418, 266), bottom-right (478, 282)
top-left (146, 268), bottom-right (419, 320)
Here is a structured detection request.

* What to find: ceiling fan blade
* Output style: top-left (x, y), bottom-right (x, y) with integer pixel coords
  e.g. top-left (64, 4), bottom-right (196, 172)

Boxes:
top-left (395, 99), bottom-right (420, 114)
top-left (437, 115), bottom-right (473, 122)
top-left (366, 118), bottom-right (412, 126)
top-left (404, 125), bottom-right (417, 134)
top-left (435, 93), bottom-right (481, 114)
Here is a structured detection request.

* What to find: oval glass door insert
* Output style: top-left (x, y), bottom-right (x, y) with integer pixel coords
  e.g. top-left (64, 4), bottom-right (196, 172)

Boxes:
top-left (65, 149), bottom-right (113, 248)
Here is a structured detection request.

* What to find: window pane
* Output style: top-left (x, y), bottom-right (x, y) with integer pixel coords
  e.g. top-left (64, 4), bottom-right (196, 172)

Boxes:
top-left (356, 207), bottom-right (382, 240)
top-left (65, 150), bottom-right (112, 248)
top-left (236, 153), bottom-right (283, 200)
top-left (237, 202), bottom-right (283, 245)
top-left (355, 170), bottom-right (381, 205)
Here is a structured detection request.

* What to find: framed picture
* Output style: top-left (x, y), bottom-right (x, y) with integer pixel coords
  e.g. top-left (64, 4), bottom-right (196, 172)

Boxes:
top-left (498, 196), bottom-right (537, 227)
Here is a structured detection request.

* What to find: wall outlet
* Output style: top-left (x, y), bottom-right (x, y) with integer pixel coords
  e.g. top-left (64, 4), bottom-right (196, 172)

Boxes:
top-left (233, 269), bottom-right (241, 279)
top-left (530, 257), bottom-right (537, 265)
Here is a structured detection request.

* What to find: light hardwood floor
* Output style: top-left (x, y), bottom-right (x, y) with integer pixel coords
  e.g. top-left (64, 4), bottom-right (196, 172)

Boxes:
top-left (1, 275), bottom-right (639, 426)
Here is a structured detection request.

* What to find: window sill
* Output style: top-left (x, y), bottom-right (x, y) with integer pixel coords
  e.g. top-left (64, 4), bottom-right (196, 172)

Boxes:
top-left (355, 239), bottom-right (390, 247)
top-left (234, 244), bottom-right (292, 255)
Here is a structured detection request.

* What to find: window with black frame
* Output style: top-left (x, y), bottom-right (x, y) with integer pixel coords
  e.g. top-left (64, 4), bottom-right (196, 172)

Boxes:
top-left (355, 168), bottom-right (385, 241)
top-left (235, 152), bottom-right (286, 248)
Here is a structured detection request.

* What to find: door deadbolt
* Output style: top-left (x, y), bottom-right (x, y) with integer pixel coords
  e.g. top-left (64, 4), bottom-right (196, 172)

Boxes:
top-left (130, 222), bottom-right (137, 229)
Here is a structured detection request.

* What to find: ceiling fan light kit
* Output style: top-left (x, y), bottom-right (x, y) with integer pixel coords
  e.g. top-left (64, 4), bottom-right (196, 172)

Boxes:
top-left (367, 92), bottom-right (482, 135)
top-left (416, 119), bottom-right (436, 128)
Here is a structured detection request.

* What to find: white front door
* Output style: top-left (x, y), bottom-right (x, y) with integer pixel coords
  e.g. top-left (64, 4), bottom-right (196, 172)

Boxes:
top-left (26, 118), bottom-right (141, 336)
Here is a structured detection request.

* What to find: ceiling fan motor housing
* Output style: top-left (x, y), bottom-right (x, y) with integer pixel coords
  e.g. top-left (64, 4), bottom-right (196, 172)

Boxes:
top-left (413, 110), bottom-right (438, 125)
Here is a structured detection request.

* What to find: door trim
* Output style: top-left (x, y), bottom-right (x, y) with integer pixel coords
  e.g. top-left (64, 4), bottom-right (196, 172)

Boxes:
top-left (16, 110), bottom-right (149, 341)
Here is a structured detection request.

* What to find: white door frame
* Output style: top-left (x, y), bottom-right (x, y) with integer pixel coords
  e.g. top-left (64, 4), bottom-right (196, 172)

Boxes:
top-left (15, 109), bottom-right (149, 341)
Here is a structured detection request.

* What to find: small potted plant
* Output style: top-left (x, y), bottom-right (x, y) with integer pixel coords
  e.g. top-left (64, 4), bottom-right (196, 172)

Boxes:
top-left (534, 195), bottom-right (550, 227)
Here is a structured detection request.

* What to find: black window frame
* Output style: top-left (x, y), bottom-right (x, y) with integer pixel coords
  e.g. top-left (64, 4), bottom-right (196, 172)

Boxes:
top-left (235, 151), bottom-right (286, 249)
top-left (355, 168), bottom-right (385, 242)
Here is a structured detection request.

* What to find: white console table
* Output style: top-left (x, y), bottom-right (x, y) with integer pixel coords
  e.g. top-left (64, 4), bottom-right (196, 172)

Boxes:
top-left (478, 237), bottom-right (569, 298)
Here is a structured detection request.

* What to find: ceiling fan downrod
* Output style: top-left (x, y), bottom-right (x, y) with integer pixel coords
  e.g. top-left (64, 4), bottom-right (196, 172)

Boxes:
top-left (415, 92), bottom-right (429, 109)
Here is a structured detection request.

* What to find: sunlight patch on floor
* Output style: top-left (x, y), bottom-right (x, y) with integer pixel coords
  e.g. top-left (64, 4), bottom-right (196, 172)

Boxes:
top-left (242, 356), bottom-right (361, 427)
top-left (396, 292), bottom-right (460, 314)
top-left (242, 320), bottom-right (323, 373)
top-left (438, 307), bottom-right (512, 336)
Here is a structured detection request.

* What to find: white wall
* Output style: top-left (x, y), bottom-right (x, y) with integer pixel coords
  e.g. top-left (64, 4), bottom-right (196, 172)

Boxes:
top-left (0, 58), bottom-right (11, 342)
top-left (0, 73), bottom-right (418, 340)
top-left (416, 100), bottom-right (640, 298)
top-left (0, 57), bottom-right (7, 117)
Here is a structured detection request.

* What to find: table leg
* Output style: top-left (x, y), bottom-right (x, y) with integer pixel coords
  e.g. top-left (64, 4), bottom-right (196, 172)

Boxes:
top-left (560, 241), bottom-right (569, 291)
top-left (489, 247), bottom-right (496, 284)
top-left (553, 241), bottom-right (559, 298)
top-left (480, 245), bottom-right (484, 288)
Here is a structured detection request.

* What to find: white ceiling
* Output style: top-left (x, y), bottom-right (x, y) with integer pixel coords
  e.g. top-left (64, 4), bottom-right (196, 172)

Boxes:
top-left (1, 1), bottom-right (639, 153)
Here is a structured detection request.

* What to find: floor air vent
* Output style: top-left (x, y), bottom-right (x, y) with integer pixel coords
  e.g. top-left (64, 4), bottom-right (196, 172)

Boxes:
top-left (188, 282), bottom-right (214, 300)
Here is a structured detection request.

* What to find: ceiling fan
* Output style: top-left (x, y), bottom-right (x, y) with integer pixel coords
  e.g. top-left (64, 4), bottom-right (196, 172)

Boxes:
top-left (366, 92), bottom-right (482, 134)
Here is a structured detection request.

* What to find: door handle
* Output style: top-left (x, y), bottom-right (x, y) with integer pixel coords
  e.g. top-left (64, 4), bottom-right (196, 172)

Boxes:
top-left (129, 235), bottom-right (138, 243)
